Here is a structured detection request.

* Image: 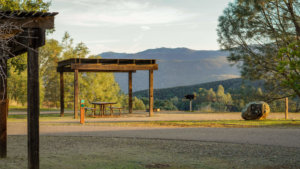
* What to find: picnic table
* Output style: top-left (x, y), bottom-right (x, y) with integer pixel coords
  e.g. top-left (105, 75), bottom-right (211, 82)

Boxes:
top-left (91, 102), bottom-right (116, 117)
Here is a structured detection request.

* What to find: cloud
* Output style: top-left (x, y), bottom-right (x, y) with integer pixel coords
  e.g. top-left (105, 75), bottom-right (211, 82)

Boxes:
top-left (54, 0), bottom-right (196, 27)
top-left (86, 39), bottom-right (121, 44)
top-left (141, 26), bottom-right (151, 31)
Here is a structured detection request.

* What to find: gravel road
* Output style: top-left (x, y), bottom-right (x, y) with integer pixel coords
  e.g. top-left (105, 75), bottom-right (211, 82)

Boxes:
top-left (8, 122), bottom-right (300, 148)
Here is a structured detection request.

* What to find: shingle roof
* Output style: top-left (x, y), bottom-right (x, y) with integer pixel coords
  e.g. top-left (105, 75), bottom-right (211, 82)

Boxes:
top-left (0, 10), bottom-right (58, 19)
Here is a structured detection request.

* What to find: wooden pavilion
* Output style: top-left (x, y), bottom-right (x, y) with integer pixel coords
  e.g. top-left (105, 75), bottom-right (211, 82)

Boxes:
top-left (57, 58), bottom-right (158, 118)
top-left (0, 11), bottom-right (57, 169)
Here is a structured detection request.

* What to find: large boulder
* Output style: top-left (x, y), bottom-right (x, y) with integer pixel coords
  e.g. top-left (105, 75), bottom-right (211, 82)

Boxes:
top-left (241, 101), bottom-right (270, 120)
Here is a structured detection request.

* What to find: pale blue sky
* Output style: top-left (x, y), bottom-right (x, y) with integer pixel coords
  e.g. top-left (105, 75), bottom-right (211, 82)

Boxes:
top-left (49, 0), bottom-right (233, 55)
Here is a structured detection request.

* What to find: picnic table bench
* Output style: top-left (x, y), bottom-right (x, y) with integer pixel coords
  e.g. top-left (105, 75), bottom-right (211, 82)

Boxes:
top-left (87, 102), bottom-right (123, 117)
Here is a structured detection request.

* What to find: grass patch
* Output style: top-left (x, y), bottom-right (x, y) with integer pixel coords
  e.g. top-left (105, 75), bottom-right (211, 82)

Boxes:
top-left (9, 106), bottom-right (72, 112)
top-left (7, 113), bottom-right (300, 128)
top-left (81, 120), bottom-right (300, 128)
top-left (9, 107), bottom-right (60, 112)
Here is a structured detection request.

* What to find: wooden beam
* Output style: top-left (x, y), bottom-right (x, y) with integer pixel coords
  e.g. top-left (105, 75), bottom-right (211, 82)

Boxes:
top-left (74, 69), bottom-right (79, 119)
top-left (149, 70), bottom-right (154, 117)
top-left (0, 59), bottom-right (7, 158)
top-left (128, 72), bottom-right (133, 114)
top-left (71, 64), bottom-right (158, 71)
top-left (285, 97), bottom-right (288, 120)
top-left (58, 58), bottom-right (156, 67)
top-left (57, 66), bottom-right (136, 73)
top-left (60, 72), bottom-right (64, 117)
top-left (27, 29), bottom-right (40, 169)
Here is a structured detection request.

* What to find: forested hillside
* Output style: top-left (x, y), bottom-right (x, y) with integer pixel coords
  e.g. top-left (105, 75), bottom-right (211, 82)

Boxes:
top-left (134, 78), bottom-right (264, 100)
top-left (134, 78), bottom-right (300, 112)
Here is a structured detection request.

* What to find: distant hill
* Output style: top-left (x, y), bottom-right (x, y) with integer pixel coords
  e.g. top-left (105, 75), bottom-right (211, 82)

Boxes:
top-left (133, 78), bottom-right (265, 100)
top-left (98, 47), bottom-right (240, 92)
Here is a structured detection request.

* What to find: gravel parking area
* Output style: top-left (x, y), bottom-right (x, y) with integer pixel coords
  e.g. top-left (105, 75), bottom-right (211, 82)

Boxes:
top-left (1, 136), bottom-right (300, 169)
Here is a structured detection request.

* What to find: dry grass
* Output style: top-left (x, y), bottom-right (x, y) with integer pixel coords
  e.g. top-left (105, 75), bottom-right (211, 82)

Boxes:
top-left (1, 136), bottom-right (299, 169)
top-left (81, 120), bottom-right (300, 128)
top-left (7, 113), bottom-right (300, 128)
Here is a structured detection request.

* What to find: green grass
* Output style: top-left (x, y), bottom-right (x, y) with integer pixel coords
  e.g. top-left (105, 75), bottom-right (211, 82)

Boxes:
top-left (80, 120), bottom-right (300, 128)
top-left (145, 120), bottom-right (300, 128)
top-left (7, 113), bottom-right (300, 128)
top-left (9, 106), bottom-right (73, 112)
top-left (9, 107), bottom-right (60, 112)
top-left (8, 113), bottom-right (73, 119)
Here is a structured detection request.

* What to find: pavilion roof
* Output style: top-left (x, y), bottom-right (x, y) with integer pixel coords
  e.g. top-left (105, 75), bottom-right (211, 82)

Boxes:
top-left (57, 58), bottom-right (158, 72)
top-left (0, 10), bottom-right (58, 29)
top-left (0, 11), bottom-right (58, 18)
top-left (0, 10), bottom-right (58, 58)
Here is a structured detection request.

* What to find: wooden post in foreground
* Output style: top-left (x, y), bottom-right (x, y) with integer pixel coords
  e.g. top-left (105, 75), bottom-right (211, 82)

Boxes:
top-left (74, 69), bottom-right (79, 119)
top-left (0, 59), bottom-right (7, 158)
top-left (128, 72), bottom-right (133, 114)
top-left (189, 100), bottom-right (192, 112)
top-left (27, 32), bottom-right (40, 169)
top-left (285, 97), bottom-right (288, 120)
top-left (60, 72), bottom-right (64, 117)
top-left (149, 70), bottom-right (154, 117)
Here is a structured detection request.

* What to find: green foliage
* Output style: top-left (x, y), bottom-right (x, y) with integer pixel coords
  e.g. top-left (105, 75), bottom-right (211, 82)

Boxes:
top-left (134, 78), bottom-right (263, 100)
top-left (122, 96), bottom-right (146, 110)
top-left (133, 97), bottom-right (146, 110)
top-left (79, 72), bottom-right (122, 107)
top-left (7, 64), bottom-right (27, 105)
top-left (40, 39), bottom-right (62, 107)
top-left (154, 99), bottom-right (178, 111)
top-left (136, 79), bottom-right (299, 112)
top-left (276, 41), bottom-right (300, 96)
top-left (8, 32), bottom-right (126, 110)
top-left (217, 0), bottom-right (300, 98)
top-left (194, 85), bottom-right (233, 112)
top-left (0, 0), bottom-right (51, 12)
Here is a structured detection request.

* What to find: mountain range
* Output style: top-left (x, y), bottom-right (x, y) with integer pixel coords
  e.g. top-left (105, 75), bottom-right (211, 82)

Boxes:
top-left (98, 47), bottom-right (240, 92)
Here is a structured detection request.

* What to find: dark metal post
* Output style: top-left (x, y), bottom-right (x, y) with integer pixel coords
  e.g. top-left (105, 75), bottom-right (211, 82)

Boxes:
top-left (27, 28), bottom-right (40, 169)
top-left (0, 59), bottom-right (7, 158)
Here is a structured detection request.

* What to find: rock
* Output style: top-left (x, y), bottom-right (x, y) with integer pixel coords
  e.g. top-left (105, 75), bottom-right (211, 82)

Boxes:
top-left (241, 101), bottom-right (270, 120)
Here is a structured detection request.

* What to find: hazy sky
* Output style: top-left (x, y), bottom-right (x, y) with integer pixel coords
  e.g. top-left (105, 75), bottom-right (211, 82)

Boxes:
top-left (49, 0), bottom-right (233, 55)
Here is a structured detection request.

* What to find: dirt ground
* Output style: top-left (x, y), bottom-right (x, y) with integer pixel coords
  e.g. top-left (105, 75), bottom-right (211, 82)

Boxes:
top-left (4, 111), bottom-right (300, 169)
top-left (1, 136), bottom-right (300, 169)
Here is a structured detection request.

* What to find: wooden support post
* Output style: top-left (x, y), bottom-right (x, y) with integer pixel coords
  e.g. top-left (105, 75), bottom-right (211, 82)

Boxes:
top-left (74, 69), bottom-right (79, 119)
top-left (128, 72), bottom-right (133, 114)
top-left (27, 31), bottom-right (40, 169)
top-left (60, 72), bottom-right (64, 117)
top-left (190, 100), bottom-right (192, 112)
top-left (149, 70), bottom-right (154, 117)
top-left (285, 97), bottom-right (288, 120)
top-left (0, 59), bottom-right (7, 158)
